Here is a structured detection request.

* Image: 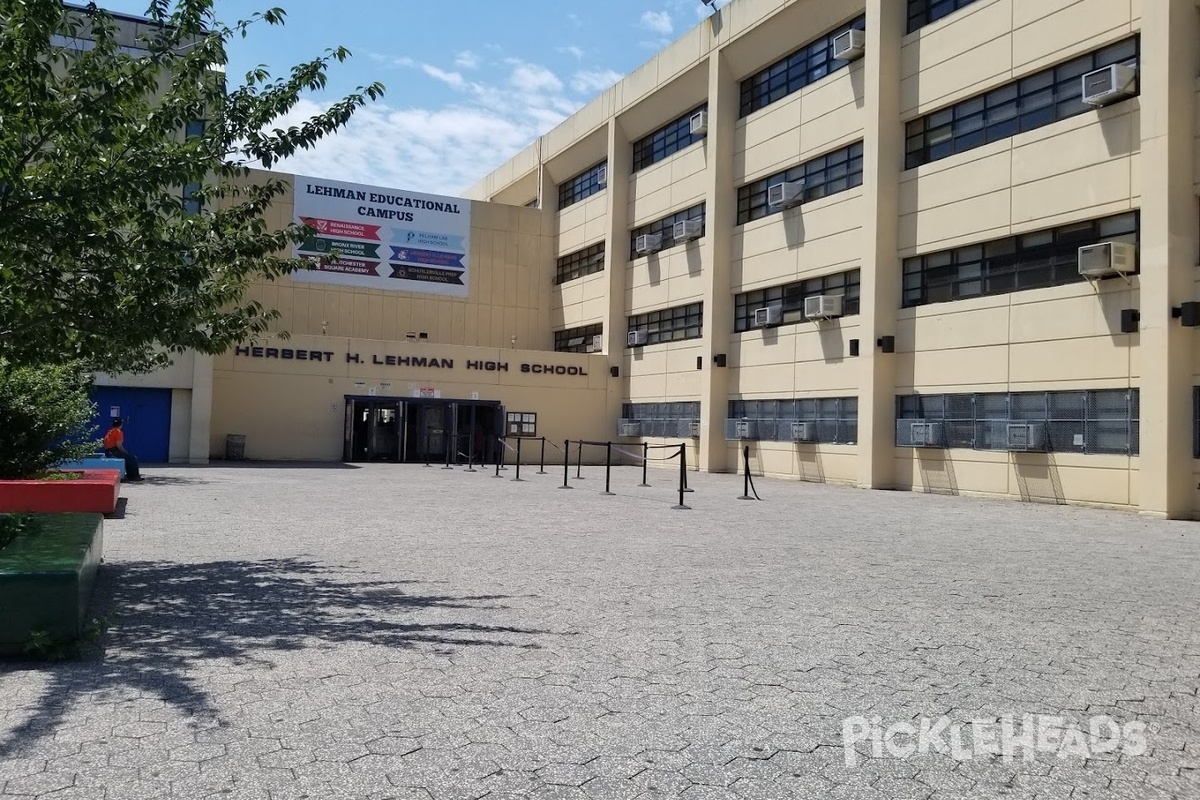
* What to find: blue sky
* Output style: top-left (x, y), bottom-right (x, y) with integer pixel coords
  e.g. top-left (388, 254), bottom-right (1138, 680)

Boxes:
top-left (99, 0), bottom-right (731, 195)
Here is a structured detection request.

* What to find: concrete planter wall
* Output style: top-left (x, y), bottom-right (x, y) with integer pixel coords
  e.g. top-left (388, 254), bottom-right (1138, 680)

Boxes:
top-left (0, 513), bottom-right (104, 655)
top-left (0, 469), bottom-right (120, 514)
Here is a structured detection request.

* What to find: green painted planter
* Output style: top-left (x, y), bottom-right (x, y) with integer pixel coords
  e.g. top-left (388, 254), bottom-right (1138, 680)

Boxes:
top-left (0, 513), bottom-right (104, 656)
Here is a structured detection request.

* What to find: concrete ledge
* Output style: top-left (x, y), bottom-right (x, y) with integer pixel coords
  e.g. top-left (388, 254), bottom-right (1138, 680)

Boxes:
top-left (58, 457), bottom-right (126, 480)
top-left (0, 470), bottom-right (121, 514)
top-left (0, 513), bottom-right (104, 655)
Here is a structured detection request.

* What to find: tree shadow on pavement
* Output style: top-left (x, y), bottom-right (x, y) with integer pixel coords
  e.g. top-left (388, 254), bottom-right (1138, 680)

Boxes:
top-left (0, 557), bottom-right (552, 756)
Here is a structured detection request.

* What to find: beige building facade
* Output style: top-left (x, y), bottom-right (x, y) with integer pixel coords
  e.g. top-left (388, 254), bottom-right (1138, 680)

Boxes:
top-left (112, 0), bottom-right (1200, 518)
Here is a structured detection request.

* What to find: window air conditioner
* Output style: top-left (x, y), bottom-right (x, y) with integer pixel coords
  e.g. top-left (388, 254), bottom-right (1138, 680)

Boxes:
top-left (689, 110), bottom-right (708, 136)
top-left (791, 421), bottom-right (814, 442)
top-left (804, 294), bottom-right (844, 320)
top-left (832, 28), bottom-right (866, 61)
top-left (1078, 241), bottom-right (1136, 278)
top-left (673, 219), bottom-right (703, 242)
top-left (767, 180), bottom-right (805, 209)
top-left (1006, 422), bottom-right (1047, 452)
top-left (1081, 63), bottom-right (1138, 107)
top-left (618, 419), bottom-right (642, 437)
top-left (734, 420), bottom-right (756, 440)
top-left (634, 233), bottom-right (663, 255)
top-left (628, 328), bottom-right (648, 346)
top-left (596, 164), bottom-right (607, 188)
top-left (753, 306), bottom-right (781, 328)
top-left (910, 422), bottom-right (944, 448)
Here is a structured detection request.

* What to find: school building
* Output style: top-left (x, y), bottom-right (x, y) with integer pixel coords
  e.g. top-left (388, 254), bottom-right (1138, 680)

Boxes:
top-left (102, 0), bottom-right (1200, 519)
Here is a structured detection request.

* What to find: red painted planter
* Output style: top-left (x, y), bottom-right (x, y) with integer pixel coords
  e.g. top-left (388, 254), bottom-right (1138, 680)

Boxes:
top-left (0, 470), bottom-right (121, 514)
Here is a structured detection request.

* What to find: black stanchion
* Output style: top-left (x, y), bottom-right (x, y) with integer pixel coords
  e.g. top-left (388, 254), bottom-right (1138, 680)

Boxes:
top-left (493, 435), bottom-right (504, 477)
top-left (512, 438), bottom-right (523, 482)
top-left (575, 440), bottom-right (584, 479)
top-left (423, 433), bottom-right (431, 468)
top-left (559, 439), bottom-right (573, 489)
top-left (537, 437), bottom-right (548, 474)
top-left (739, 444), bottom-right (753, 499)
top-left (673, 444), bottom-right (690, 510)
top-left (441, 434), bottom-right (453, 469)
top-left (602, 442), bottom-right (614, 496)
top-left (639, 442), bottom-right (650, 487)
top-left (464, 435), bottom-right (477, 472)
top-left (682, 444), bottom-right (694, 493)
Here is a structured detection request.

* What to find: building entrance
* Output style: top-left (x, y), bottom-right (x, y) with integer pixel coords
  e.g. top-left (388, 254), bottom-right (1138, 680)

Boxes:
top-left (344, 396), bottom-right (502, 464)
top-left (343, 398), bottom-right (402, 462)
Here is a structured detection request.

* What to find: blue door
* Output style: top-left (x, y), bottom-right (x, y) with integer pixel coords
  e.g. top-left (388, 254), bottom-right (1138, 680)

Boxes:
top-left (89, 387), bottom-right (173, 464)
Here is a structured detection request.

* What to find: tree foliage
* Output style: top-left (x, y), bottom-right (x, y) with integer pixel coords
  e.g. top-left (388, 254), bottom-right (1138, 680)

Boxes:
top-left (0, 359), bottom-right (96, 479)
top-left (0, 0), bottom-right (384, 373)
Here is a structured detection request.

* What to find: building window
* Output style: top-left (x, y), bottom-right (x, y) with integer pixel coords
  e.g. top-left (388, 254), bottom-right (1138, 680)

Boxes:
top-left (736, 141), bottom-right (864, 225)
top-left (506, 412), bottom-right (537, 437)
top-left (525, 198), bottom-right (539, 208)
top-left (556, 242), bottom-right (605, 285)
top-left (558, 161), bottom-right (607, 209)
top-left (906, 0), bottom-right (984, 33)
top-left (627, 302), bottom-right (703, 346)
top-left (632, 105), bottom-right (707, 172)
top-left (739, 16), bottom-right (866, 118)
top-left (726, 397), bottom-right (858, 443)
top-left (902, 211), bottom-right (1138, 308)
top-left (629, 203), bottom-right (705, 260)
top-left (734, 269), bottom-right (860, 332)
top-left (620, 402), bottom-right (701, 438)
top-left (183, 182), bottom-right (202, 216)
top-left (185, 120), bottom-right (206, 139)
top-left (896, 390), bottom-right (1138, 454)
top-left (905, 37), bottom-right (1139, 169)
top-left (554, 323), bottom-right (603, 354)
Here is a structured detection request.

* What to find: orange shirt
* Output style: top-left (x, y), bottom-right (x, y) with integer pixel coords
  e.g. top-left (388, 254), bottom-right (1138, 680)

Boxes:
top-left (103, 428), bottom-right (124, 449)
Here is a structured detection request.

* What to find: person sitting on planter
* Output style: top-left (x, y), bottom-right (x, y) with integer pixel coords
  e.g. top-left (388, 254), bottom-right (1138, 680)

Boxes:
top-left (102, 418), bottom-right (143, 481)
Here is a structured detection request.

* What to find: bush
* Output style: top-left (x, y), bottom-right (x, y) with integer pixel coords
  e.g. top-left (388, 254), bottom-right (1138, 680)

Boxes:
top-left (0, 360), bottom-right (97, 479)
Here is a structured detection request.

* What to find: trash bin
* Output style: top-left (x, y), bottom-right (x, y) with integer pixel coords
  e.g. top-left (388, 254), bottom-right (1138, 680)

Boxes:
top-left (225, 434), bottom-right (246, 460)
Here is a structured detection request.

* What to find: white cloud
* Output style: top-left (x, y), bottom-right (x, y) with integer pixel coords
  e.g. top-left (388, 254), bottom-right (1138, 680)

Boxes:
top-left (558, 45), bottom-right (585, 61)
top-left (640, 10), bottom-right (673, 35)
top-left (570, 69), bottom-right (623, 95)
top-left (454, 50), bottom-right (479, 69)
top-left (263, 59), bottom-right (589, 195)
top-left (421, 64), bottom-right (466, 89)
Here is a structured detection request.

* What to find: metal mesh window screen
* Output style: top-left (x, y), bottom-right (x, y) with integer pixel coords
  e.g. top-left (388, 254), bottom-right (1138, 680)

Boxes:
top-left (896, 390), bottom-right (1139, 454)
top-left (725, 397), bottom-right (857, 443)
top-left (619, 402), bottom-right (700, 437)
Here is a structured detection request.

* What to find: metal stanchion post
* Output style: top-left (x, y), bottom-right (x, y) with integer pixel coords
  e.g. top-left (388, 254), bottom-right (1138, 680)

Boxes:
top-left (512, 438), bottom-right (523, 481)
top-left (465, 435), bottom-right (477, 472)
top-left (673, 444), bottom-right (690, 510)
top-left (602, 442), bottom-right (614, 495)
top-left (739, 444), bottom-right (753, 500)
top-left (683, 446), bottom-right (694, 492)
top-left (493, 435), bottom-right (503, 477)
top-left (441, 433), bottom-right (453, 469)
top-left (575, 441), bottom-right (584, 479)
top-left (537, 437), bottom-right (548, 474)
top-left (559, 440), bottom-right (573, 489)
top-left (639, 442), bottom-right (650, 487)
top-left (423, 433), bottom-right (431, 467)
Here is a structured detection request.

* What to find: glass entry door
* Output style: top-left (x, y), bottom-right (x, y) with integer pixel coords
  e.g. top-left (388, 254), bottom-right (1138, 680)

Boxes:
top-left (343, 398), bottom-right (402, 462)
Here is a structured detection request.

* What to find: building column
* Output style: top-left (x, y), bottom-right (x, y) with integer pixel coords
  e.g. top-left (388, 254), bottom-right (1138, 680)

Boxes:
top-left (856, 0), bottom-right (905, 489)
top-left (698, 52), bottom-right (736, 473)
top-left (1138, 0), bottom-right (1198, 518)
top-left (602, 119), bottom-right (632, 416)
top-left (188, 353), bottom-right (213, 464)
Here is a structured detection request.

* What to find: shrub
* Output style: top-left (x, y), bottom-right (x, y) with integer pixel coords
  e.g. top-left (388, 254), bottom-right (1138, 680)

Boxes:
top-left (0, 360), bottom-right (97, 479)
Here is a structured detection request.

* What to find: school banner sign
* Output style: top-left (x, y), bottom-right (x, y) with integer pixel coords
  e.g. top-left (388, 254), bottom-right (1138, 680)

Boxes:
top-left (292, 175), bottom-right (471, 298)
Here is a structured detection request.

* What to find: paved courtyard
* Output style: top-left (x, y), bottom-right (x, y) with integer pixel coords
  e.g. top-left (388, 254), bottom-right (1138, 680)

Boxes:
top-left (1, 461), bottom-right (1198, 799)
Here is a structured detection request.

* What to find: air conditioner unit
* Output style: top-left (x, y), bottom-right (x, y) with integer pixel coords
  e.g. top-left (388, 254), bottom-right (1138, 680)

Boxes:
top-left (767, 180), bottom-right (805, 209)
top-left (618, 419), bottom-right (642, 437)
top-left (804, 294), bottom-right (844, 320)
top-left (734, 420), bottom-right (756, 440)
top-left (910, 422), bottom-right (944, 448)
top-left (596, 164), bottom-right (607, 188)
top-left (689, 420), bottom-right (701, 438)
top-left (1006, 422), bottom-right (1047, 452)
top-left (1078, 241), bottom-right (1136, 278)
top-left (673, 219), bottom-right (703, 242)
top-left (628, 328), bottom-right (648, 346)
top-left (1081, 63), bottom-right (1138, 107)
top-left (589, 334), bottom-right (603, 353)
top-left (832, 28), bottom-right (866, 61)
top-left (791, 421), bottom-right (814, 442)
top-left (689, 110), bottom-right (708, 136)
top-left (634, 233), bottom-right (663, 255)
top-left (753, 306), bottom-right (781, 328)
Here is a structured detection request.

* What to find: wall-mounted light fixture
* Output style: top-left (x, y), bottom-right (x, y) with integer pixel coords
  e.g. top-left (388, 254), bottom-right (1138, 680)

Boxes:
top-left (876, 335), bottom-right (895, 354)
top-left (1171, 302), bottom-right (1200, 327)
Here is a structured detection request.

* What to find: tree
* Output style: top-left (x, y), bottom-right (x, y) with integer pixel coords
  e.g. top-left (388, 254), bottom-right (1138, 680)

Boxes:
top-left (0, 0), bottom-right (384, 374)
top-left (0, 359), bottom-right (96, 479)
